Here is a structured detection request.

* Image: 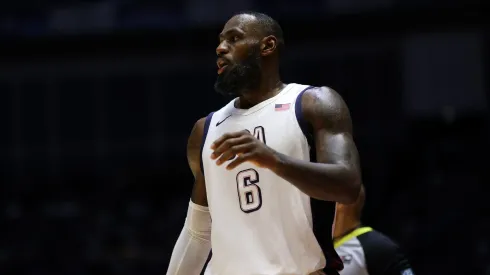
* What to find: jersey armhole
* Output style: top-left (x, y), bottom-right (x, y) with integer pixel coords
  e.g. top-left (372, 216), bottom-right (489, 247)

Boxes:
top-left (199, 112), bottom-right (215, 173)
top-left (294, 85), bottom-right (316, 161)
top-left (294, 86), bottom-right (343, 272)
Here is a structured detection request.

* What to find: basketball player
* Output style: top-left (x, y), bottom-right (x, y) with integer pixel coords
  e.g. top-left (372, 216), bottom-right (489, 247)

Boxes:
top-left (166, 11), bottom-right (361, 275)
top-left (334, 185), bottom-right (414, 275)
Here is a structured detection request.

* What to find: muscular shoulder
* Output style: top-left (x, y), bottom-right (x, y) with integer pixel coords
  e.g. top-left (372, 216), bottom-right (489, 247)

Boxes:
top-left (187, 117), bottom-right (207, 178)
top-left (301, 86), bottom-right (352, 133)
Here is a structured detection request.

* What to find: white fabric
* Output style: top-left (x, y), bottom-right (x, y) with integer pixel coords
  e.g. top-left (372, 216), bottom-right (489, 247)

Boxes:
top-left (202, 83), bottom-right (325, 275)
top-left (335, 237), bottom-right (369, 275)
top-left (166, 201), bottom-right (212, 275)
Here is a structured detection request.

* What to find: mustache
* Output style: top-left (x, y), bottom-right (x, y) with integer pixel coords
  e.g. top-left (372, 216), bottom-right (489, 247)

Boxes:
top-left (217, 56), bottom-right (234, 66)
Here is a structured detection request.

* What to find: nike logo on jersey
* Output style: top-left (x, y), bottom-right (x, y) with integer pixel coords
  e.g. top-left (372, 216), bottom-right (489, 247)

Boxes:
top-left (216, 114), bottom-right (232, 126)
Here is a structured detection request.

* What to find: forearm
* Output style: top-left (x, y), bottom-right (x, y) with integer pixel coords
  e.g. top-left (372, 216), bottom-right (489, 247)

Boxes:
top-left (271, 152), bottom-right (360, 203)
top-left (166, 201), bottom-right (211, 275)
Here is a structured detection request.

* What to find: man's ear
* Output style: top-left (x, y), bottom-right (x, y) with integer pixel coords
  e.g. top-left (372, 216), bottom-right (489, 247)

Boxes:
top-left (261, 35), bottom-right (277, 57)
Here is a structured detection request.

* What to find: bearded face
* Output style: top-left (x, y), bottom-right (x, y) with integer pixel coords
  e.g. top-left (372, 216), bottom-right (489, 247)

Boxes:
top-left (214, 44), bottom-right (262, 97)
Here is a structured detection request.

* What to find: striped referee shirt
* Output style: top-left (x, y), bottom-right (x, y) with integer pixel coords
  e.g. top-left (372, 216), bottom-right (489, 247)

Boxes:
top-left (334, 227), bottom-right (414, 275)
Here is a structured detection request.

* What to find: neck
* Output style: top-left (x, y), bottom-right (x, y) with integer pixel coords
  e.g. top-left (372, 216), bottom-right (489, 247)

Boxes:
top-left (237, 71), bottom-right (283, 109)
top-left (333, 216), bottom-right (361, 240)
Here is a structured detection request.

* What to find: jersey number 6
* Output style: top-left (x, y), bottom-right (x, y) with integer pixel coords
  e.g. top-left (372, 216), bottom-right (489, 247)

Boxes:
top-left (236, 168), bottom-right (262, 213)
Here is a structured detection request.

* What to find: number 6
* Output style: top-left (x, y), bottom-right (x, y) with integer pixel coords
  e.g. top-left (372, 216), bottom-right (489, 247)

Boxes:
top-left (236, 169), bottom-right (262, 213)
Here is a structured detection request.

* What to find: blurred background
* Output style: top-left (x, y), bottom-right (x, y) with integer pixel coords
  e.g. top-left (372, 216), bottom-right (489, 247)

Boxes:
top-left (0, 1), bottom-right (488, 274)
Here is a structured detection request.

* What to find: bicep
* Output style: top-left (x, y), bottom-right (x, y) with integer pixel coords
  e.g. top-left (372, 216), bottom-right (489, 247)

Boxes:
top-left (303, 87), bottom-right (359, 169)
top-left (315, 130), bottom-right (359, 169)
top-left (187, 117), bottom-right (209, 206)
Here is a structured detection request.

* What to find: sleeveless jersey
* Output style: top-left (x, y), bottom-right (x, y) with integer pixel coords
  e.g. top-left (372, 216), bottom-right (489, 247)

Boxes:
top-left (201, 83), bottom-right (343, 275)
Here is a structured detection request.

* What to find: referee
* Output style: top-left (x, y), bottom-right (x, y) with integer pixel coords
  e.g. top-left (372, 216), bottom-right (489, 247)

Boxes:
top-left (333, 185), bottom-right (415, 275)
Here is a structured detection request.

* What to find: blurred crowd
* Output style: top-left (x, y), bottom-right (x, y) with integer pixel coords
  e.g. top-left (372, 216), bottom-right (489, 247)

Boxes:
top-left (1, 0), bottom-right (488, 275)
top-left (1, 114), bottom-right (488, 275)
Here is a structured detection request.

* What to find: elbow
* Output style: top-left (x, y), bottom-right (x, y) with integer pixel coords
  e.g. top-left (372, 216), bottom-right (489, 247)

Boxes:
top-left (317, 168), bottom-right (361, 203)
top-left (338, 170), bottom-right (361, 204)
top-left (341, 179), bottom-right (361, 204)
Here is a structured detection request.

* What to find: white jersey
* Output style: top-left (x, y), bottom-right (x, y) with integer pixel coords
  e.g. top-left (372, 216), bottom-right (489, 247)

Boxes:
top-left (201, 83), bottom-right (342, 275)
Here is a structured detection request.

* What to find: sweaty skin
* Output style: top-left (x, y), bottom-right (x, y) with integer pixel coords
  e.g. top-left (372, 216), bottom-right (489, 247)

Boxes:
top-left (192, 14), bottom-right (361, 205)
top-left (210, 86), bottom-right (361, 203)
top-left (167, 12), bottom-right (362, 275)
top-left (187, 117), bottom-right (208, 206)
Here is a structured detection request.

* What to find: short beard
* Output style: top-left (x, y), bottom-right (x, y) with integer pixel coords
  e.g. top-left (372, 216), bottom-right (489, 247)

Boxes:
top-left (214, 46), bottom-right (262, 97)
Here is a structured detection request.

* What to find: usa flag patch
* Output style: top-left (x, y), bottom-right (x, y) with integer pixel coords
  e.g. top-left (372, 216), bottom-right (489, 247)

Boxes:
top-left (275, 103), bottom-right (290, 111)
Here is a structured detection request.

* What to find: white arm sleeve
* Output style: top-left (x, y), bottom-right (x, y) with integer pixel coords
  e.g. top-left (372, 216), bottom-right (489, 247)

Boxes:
top-left (166, 200), bottom-right (212, 275)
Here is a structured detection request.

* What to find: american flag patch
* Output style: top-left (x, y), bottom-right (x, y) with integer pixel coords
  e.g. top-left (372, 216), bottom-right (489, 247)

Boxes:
top-left (274, 103), bottom-right (290, 111)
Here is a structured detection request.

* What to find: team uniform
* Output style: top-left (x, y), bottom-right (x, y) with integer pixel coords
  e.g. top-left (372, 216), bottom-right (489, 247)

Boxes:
top-left (334, 227), bottom-right (414, 275)
top-left (200, 83), bottom-right (343, 275)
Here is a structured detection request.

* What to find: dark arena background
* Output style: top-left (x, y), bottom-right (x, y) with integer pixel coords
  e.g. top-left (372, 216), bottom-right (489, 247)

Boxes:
top-left (0, 1), bottom-right (488, 275)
